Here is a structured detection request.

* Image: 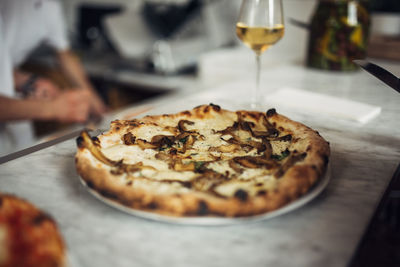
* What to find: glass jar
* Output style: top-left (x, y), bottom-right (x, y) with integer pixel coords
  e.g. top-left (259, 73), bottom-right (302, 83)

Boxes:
top-left (306, 0), bottom-right (370, 71)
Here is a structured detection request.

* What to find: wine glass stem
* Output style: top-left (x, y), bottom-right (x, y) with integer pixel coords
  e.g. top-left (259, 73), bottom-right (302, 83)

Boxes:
top-left (252, 53), bottom-right (261, 108)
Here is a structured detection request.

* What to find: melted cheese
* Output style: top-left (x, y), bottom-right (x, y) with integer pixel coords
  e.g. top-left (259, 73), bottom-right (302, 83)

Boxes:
top-left (214, 175), bottom-right (277, 197)
top-left (191, 132), bottom-right (226, 151)
top-left (139, 169), bottom-right (198, 181)
top-left (128, 178), bottom-right (191, 194)
top-left (189, 117), bottom-right (234, 133)
top-left (102, 144), bottom-right (166, 167)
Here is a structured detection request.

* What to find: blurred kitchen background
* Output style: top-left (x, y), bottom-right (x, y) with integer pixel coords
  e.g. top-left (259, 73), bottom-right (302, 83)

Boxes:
top-left (23, 0), bottom-right (400, 137)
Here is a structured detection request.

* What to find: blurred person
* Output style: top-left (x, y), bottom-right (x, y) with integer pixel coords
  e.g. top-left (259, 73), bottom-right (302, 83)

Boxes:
top-left (0, 0), bottom-right (106, 115)
top-left (0, 16), bottom-right (92, 155)
top-left (0, 0), bottom-right (106, 155)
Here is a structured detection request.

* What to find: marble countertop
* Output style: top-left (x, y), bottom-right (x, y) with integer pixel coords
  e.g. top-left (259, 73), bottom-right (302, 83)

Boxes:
top-left (1, 49), bottom-right (400, 267)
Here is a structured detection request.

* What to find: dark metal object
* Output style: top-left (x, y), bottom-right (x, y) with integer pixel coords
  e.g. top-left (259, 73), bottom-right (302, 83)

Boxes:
top-left (0, 129), bottom-right (84, 165)
top-left (77, 4), bottom-right (122, 50)
top-left (354, 60), bottom-right (400, 93)
top-left (142, 0), bottom-right (202, 38)
top-left (348, 164), bottom-right (400, 267)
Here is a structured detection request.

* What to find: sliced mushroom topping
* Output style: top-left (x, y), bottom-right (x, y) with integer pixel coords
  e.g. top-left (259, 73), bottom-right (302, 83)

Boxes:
top-left (91, 136), bottom-right (101, 147)
top-left (78, 131), bottom-right (156, 173)
top-left (180, 134), bottom-right (196, 153)
top-left (151, 135), bottom-right (175, 147)
top-left (274, 152), bottom-right (307, 178)
top-left (262, 139), bottom-right (273, 158)
top-left (173, 160), bottom-right (208, 172)
top-left (136, 139), bottom-right (159, 150)
top-left (236, 113), bottom-right (256, 134)
top-left (233, 156), bottom-right (278, 169)
top-left (178, 120), bottom-right (195, 133)
top-left (77, 131), bottom-right (118, 166)
top-left (233, 157), bottom-right (259, 169)
top-left (122, 162), bottom-right (156, 173)
top-left (173, 134), bottom-right (197, 154)
top-left (247, 140), bottom-right (266, 154)
top-left (173, 162), bottom-right (196, 172)
top-left (192, 170), bottom-right (228, 192)
top-left (252, 131), bottom-right (270, 138)
top-left (215, 114), bottom-right (281, 156)
top-left (176, 132), bottom-right (191, 141)
top-left (229, 160), bottom-right (244, 174)
top-left (222, 135), bottom-right (264, 154)
top-left (262, 115), bottom-right (279, 138)
top-left (240, 120), bottom-right (255, 132)
top-left (217, 122), bottom-right (239, 135)
top-left (185, 135), bottom-right (196, 146)
top-left (122, 132), bottom-right (136, 145)
top-left (225, 135), bottom-right (241, 145)
top-left (209, 144), bottom-right (240, 153)
top-left (136, 135), bottom-right (176, 150)
top-left (272, 134), bottom-right (292, 142)
top-left (240, 144), bottom-right (254, 153)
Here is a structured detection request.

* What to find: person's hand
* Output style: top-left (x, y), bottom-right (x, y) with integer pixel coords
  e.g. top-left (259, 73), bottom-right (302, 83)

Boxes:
top-left (48, 90), bottom-right (91, 123)
top-left (30, 78), bottom-right (61, 100)
top-left (84, 87), bottom-right (107, 116)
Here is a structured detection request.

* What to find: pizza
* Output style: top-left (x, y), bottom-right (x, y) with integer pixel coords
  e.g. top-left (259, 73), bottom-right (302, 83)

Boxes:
top-left (75, 104), bottom-right (330, 217)
top-left (0, 194), bottom-right (66, 267)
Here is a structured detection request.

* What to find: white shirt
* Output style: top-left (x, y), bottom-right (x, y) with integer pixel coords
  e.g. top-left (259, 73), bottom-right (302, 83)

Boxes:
top-left (0, 14), bottom-right (16, 156)
top-left (0, 0), bottom-right (69, 67)
top-left (0, 0), bottom-right (69, 156)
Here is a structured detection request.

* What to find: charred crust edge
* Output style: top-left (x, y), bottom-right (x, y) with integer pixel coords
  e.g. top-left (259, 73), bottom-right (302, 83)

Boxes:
top-left (209, 103), bottom-right (221, 112)
top-left (234, 189), bottom-right (248, 202)
top-left (197, 200), bottom-right (209, 215)
top-left (147, 202), bottom-right (158, 210)
top-left (322, 154), bottom-right (329, 165)
top-left (76, 136), bottom-right (84, 148)
top-left (266, 108), bottom-right (277, 117)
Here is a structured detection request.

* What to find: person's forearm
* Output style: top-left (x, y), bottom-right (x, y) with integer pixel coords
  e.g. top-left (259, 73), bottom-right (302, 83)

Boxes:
top-left (57, 50), bottom-right (93, 91)
top-left (0, 96), bottom-right (52, 121)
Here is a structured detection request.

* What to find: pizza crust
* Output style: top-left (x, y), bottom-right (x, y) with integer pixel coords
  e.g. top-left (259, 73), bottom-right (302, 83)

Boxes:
top-left (76, 104), bottom-right (330, 217)
top-left (0, 194), bottom-right (66, 267)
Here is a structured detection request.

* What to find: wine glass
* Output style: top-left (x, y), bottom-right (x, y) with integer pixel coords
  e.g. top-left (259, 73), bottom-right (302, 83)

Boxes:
top-left (236, 0), bottom-right (284, 109)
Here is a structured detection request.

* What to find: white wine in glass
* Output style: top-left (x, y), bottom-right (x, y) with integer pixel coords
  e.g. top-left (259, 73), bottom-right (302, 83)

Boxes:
top-left (236, 0), bottom-right (284, 108)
